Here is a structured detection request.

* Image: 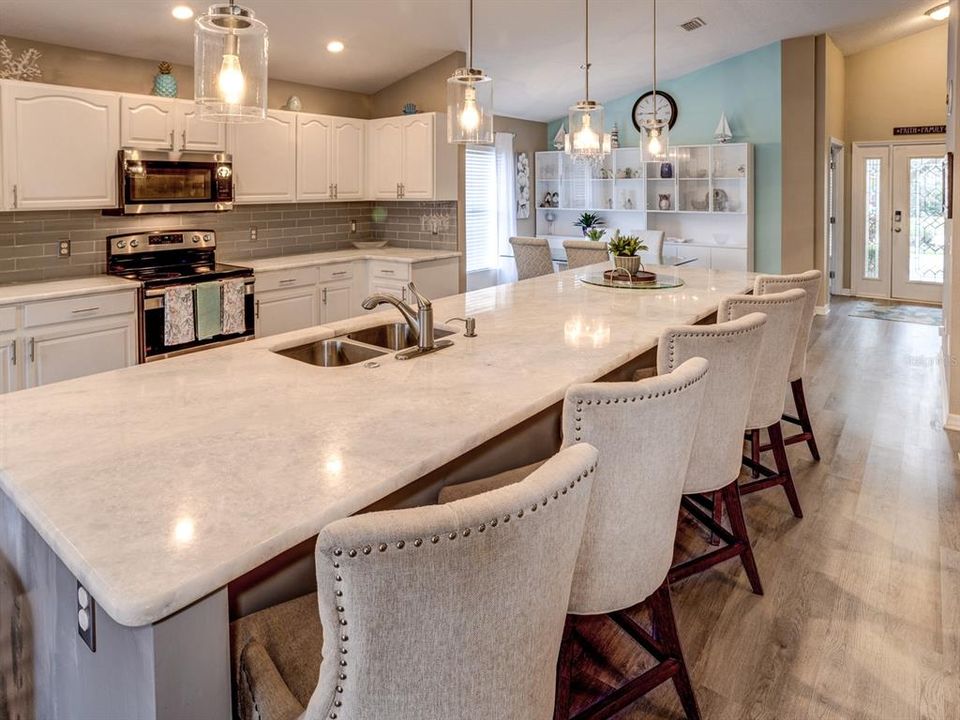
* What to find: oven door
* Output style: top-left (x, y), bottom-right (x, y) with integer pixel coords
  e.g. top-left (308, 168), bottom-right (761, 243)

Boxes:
top-left (120, 150), bottom-right (233, 214)
top-left (141, 277), bottom-right (254, 361)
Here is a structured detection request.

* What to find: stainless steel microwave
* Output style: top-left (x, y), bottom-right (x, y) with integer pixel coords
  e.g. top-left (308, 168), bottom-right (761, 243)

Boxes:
top-left (112, 148), bottom-right (233, 215)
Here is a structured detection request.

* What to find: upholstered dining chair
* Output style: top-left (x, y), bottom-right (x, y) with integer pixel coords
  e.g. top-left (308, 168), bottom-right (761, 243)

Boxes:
top-left (639, 229), bottom-right (665, 264)
top-left (655, 313), bottom-right (768, 595)
top-left (510, 236), bottom-right (555, 280)
top-left (752, 270), bottom-right (823, 464)
top-left (230, 443), bottom-right (599, 720)
top-left (719, 289), bottom-right (807, 518)
top-left (562, 239), bottom-right (610, 269)
top-left (441, 358), bottom-right (710, 719)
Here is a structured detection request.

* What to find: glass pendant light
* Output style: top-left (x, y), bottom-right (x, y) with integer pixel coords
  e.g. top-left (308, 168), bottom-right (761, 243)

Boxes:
top-left (567, 0), bottom-right (609, 165)
top-left (447, 0), bottom-right (493, 144)
top-left (195, 0), bottom-right (268, 123)
top-left (640, 0), bottom-right (669, 161)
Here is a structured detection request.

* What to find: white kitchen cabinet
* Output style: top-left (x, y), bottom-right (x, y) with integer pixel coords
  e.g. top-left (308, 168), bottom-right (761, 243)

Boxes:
top-left (0, 335), bottom-right (17, 395)
top-left (1, 80), bottom-right (119, 210)
top-left (297, 114), bottom-right (334, 201)
top-left (229, 109), bottom-right (298, 203)
top-left (367, 113), bottom-right (455, 201)
top-left (120, 96), bottom-right (176, 150)
top-left (23, 315), bottom-right (137, 389)
top-left (255, 286), bottom-right (320, 338)
top-left (320, 281), bottom-right (353, 323)
top-left (175, 102), bottom-right (226, 151)
top-left (331, 117), bottom-right (365, 199)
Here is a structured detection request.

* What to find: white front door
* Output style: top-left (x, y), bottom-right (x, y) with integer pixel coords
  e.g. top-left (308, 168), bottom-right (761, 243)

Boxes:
top-left (852, 142), bottom-right (945, 303)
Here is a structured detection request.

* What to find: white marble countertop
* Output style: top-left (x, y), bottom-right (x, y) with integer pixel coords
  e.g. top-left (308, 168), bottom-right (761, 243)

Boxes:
top-left (237, 247), bottom-right (461, 272)
top-left (0, 263), bottom-right (753, 627)
top-left (0, 276), bottom-right (141, 305)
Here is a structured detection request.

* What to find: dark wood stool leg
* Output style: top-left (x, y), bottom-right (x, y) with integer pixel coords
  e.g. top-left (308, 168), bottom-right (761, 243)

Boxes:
top-left (554, 615), bottom-right (577, 720)
top-left (768, 422), bottom-right (803, 518)
top-left (648, 582), bottom-right (701, 720)
top-left (750, 428), bottom-right (761, 478)
top-left (791, 378), bottom-right (820, 461)
top-left (708, 490), bottom-right (723, 545)
top-left (721, 482), bottom-right (763, 595)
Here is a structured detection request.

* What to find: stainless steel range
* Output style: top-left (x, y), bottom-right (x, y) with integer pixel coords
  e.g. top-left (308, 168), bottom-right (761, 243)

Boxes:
top-left (107, 229), bottom-right (255, 362)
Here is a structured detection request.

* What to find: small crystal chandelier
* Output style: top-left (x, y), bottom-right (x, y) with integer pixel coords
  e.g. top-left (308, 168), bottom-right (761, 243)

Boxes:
top-left (447, 0), bottom-right (493, 144)
top-left (195, 0), bottom-right (268, 123)
top-left (640, 0), bottom-right (669, 160)
top-left (567, 0), bottom-right (610, 165)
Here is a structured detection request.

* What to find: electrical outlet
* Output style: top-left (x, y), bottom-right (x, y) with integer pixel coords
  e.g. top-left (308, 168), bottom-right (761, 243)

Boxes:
top-left (58, 239), bottom-right (70, 257)
top-left (249, 227), bottom-right (258, 242)
top-left (77, 581), bottom-right (96, 652)
top-left (350, 219), bottom-right (357, 234)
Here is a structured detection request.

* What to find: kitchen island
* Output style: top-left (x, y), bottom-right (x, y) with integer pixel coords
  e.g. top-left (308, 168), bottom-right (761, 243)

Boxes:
top-left (0, 263), bottom-right (754, 718)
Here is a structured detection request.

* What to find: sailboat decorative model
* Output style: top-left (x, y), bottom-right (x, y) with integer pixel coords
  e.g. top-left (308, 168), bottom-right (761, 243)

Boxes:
top-left (714, 112), bottom-right (733, 143)
top-left (553, 124), bottom-right (567, 150)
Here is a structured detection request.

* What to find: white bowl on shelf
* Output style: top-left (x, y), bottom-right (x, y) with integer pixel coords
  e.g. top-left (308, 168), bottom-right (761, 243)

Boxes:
top-left (352, 240), bottom-right (389, 249)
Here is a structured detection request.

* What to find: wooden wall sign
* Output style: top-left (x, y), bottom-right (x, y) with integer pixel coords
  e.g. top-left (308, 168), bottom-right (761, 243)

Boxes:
top-left (893, 125), bottom-right (946, 136)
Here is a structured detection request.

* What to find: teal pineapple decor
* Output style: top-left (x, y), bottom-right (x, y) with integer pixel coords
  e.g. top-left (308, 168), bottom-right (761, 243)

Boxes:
top-left (153, 61), bottom-right (178, 98)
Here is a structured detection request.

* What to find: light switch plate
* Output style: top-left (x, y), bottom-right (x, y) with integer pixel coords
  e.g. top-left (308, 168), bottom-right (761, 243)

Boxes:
top-left (77, 580), bottom-right (96, 652)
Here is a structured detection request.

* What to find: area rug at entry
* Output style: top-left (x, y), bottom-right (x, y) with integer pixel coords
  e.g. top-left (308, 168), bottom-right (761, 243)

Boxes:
top-left (849, 300), bottom-right (942, 326)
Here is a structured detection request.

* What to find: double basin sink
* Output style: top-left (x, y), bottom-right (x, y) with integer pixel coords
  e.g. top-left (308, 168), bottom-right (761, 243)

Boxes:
top-left (275, 322), bottom-right (454, 367)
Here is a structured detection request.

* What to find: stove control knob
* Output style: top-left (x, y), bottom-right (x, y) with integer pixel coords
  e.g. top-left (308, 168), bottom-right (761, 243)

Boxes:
top-left (203, 234), bottom-right (213, 242)
top-left (130, 239), bottom-right (139, 248)
top-left (192, 234), bottom-right (202, 243)
top-left (116, 240), bottom-right (126, 249)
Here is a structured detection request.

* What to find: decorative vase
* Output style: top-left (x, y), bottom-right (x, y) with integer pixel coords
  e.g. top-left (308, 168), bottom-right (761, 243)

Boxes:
top-left (658, 193), bottom-right (672, 211)
top-left (402, 103), bottom-right (417, 115)
top-left (613, 255), bottom-right (641, 274)
top-left (285, 95), bottom-right (302, 112)
top-left (610, 122), bottom-right (620, 149)
top-left (153, 61), bottom-right (177, 98)
top-left (660, 162), bottom-right (673, 179)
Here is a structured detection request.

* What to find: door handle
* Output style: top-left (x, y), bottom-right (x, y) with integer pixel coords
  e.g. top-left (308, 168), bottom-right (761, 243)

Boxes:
top-left (400, 183), bottom-right (405, 199)
top-left (28, 337), bottom-right (35, 363)
top-left (169, 130), bottom-right (175, 151)
top-left (10, 339), bottom-right (15, 366)
top-left (181, 130), bottom-right (187, 150)
top-left (334, 183), bottom-right (338, 199)
top-left (322, 287), bottom-right (328, 304)
top-left (12, 184), bottom-right (17, 209)
top-left (255, 299), bottom-right (260, 319)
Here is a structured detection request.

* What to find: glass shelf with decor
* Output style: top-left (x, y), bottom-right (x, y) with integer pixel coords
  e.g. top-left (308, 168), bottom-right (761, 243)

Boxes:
top-left (675, 145), bottom-right (711, 181)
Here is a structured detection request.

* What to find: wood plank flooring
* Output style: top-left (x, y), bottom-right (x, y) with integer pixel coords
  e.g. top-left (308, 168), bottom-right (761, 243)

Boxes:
top-left (568, 297), bottom-right (960, 719)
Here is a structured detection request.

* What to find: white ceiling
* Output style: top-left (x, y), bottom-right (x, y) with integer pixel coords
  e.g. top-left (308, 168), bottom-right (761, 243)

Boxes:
top-left (0, 0), bottom-right (944, 121)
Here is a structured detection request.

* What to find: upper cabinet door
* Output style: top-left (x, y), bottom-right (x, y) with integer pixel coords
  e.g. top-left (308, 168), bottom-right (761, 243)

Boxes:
top-left (229, 109), bottom-right (297, 203)
top-left (176, 101), bottom-right (226, 152)
top-left (332, 117), bottom-right (365, 200)
top-left (400, 115), bottom-right (435, 199)
top-left (120, 96), bottom-right (176, 150)
top-left (1, 81), bottom-right (119, 210)
top-left (296, 114), bottom-right (333, 201)
top-left (368, 118), bottom-right (403, 199)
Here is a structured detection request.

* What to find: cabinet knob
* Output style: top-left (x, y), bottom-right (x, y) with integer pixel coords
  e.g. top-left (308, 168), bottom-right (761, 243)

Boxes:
top-left (181, 130), bottom-right (187, 150)
top-left (12, 184), bottom-right (17, 209)
top-left (322, 287), bottom-right (328, 304)
top-left (169, 130), bottom-right (175, 151)
top-left (28, 337), bottom-right (35, 363)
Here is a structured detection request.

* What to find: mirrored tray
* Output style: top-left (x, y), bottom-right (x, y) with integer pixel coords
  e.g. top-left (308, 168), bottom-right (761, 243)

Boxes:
top-left (578, 271), bottom-right (685, 290)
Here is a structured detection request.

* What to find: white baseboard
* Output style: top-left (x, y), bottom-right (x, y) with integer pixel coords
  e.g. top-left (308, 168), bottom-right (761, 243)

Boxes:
top-left (815, 305), bottom-right (830, 316)
top-left (945, 413), bottom-right (960, 433)
top-left (831, 288), bottom-right (854, 297)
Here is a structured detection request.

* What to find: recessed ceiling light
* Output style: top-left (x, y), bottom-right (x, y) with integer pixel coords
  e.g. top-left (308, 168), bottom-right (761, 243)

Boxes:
top-left (926, 2), bottom-right (950, 21)
top-left (172, 5), bottom-right (194, 20)
top-left (327, 40), bottom-right (345, 53)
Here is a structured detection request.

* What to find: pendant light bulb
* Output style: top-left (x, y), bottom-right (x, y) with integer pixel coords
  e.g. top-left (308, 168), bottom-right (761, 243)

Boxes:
top-left (446, 0), bottom-right (494, 144)
top-left (647, 127), bottom-right (662, 156)
top-left (459, 85), bottom-right (481, 132)
top-left (573, 113), bottom-right (600, 152)
top-left (566, 0), bottom-right (607, 165)
top-left (218, 52), bottom-right (245, 105)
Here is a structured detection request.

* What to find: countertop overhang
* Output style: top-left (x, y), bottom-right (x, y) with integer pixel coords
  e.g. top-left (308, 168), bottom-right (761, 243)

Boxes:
top-left (0, 264), bottom-right (753, 626)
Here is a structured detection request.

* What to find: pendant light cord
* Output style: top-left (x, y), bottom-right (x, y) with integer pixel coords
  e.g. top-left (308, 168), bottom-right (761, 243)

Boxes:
top-left (584, 0), bottom-right (590, 101)
top-left (468, 0), bottom-right (474, 68)
top-left (652, 0), bottom-right (658, 124)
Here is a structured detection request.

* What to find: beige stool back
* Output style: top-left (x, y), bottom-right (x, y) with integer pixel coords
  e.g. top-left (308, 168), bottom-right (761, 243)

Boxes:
top-left (754, 270), bottom-right (822, 381)
top-left (509, 236), bottom-right (554, 280)
top-left (561, 358), bottom-right (709, 615)
top-left (306, 443), bottom-right (599, 720)
top-left (563, 239), bottom-right (610, 269)
top-left (657, 313), bottom-right (767, 494)
top-left (639, 230), bottom-right (665, 264)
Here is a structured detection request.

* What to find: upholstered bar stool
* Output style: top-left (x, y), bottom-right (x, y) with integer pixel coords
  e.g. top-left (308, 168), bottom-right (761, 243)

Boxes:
top-left (752, 270), bottom-right (823, 463)
top-left (719, 289), bottom-right (807, 517)
top-left (639, 229), bottom-right (665, 265)
top-left (563, 239), bottom-right (610, 269)
top-left (510, 236), bottom-right (555, 280)
top-left (656, 313), bottom-right (768, 595)
top-left (441, 359), bottom-right (710, 719)
top-left (231, 443), bottom-right (599, 720)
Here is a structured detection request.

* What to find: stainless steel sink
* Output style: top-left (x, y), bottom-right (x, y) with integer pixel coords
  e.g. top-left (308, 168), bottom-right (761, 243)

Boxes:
top-left (275, 339), bottom-right (386, 367)
top-left (345, 322), bottom-right (454, 351)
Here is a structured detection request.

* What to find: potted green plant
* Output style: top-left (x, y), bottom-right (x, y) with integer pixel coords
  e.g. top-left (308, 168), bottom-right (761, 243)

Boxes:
top-left (584, 227), bottom-right (607, 242)
top-left (606, 230), bottom-right (648, 275)
top-left (573, 211), bottom-right (605, 236)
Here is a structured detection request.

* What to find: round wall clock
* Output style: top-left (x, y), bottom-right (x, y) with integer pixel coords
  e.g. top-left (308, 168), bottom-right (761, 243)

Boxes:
top-left (632, 90), bottom-right (678, 132)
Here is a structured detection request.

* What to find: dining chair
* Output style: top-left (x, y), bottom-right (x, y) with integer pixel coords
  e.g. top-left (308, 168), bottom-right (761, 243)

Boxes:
top-left (440, 358), bottom-right (710, 719)
top-left (752, 270), bottom-right (823, 464)
top-left (638, 229), bottom-right (665, 264)
top-left (562, 239), bottom-right (610, 269)
top-left (656, 313), bottom-right (768, 595)
top-left (719, 289), bottom-right (807, 517)
top-left (510, 236), bottom-right (555, 280)
top-left (230, 443), bottom-right (599, 720)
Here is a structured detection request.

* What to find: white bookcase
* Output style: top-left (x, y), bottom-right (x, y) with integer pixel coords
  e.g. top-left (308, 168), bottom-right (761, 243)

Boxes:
top-left (535, 143), bottom-right (754, 271)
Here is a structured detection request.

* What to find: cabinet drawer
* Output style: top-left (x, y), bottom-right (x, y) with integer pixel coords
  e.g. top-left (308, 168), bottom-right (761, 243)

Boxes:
top-left (24, 291), bottom-right (136, 328)
top-left (316, 262), bottom-right (354, 283)
top-left (0, 306), bottom-right (16, 333)
top-left (255, 267), bottom-right (318, 292)
top-left (368, 261), bottom-right (410, 282)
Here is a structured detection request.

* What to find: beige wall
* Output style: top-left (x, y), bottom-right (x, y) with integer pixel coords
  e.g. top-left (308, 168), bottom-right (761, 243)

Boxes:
top-left (781, 36), bottom-right (818, 275)
top-left (494, 115), bottom-right (549, 238)
top-left (2, 35), bottom-right (373, 117)
top-left (841, 25), bottom-right (948, 287)
top-left (369, 52), bottom-right (464, 119)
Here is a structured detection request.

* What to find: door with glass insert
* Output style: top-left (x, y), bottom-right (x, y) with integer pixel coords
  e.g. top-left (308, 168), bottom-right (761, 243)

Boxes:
top-left (852, 145), bottom-right (892, 298)
top-left (891, 145), bottom-right (945, 303)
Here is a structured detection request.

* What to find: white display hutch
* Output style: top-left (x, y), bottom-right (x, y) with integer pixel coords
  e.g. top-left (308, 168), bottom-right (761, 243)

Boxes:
top-left (535, 143), bottom-right (755, 271)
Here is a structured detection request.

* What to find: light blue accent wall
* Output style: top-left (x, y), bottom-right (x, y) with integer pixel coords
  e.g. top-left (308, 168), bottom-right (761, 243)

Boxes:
top-left (547, 43), bottom-right (782, 272)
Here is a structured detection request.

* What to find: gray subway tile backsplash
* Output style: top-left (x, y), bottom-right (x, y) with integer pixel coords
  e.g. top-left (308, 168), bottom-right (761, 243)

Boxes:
top-left (0, 200), bottom-right (457, 284)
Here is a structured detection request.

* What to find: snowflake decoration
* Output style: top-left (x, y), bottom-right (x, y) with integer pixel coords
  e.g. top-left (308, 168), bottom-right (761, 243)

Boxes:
top-left (0, 39), bottom-right (42, 82)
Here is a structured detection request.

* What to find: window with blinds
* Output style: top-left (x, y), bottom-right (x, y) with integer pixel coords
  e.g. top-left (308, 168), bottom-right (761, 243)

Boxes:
top-left (464, 145), bottom-right (499, 273)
